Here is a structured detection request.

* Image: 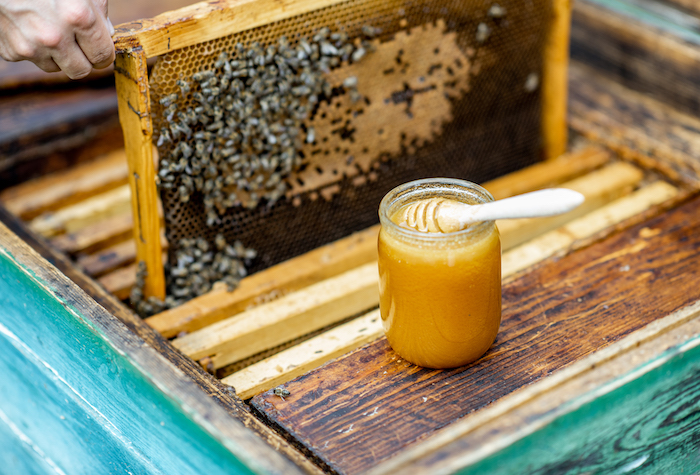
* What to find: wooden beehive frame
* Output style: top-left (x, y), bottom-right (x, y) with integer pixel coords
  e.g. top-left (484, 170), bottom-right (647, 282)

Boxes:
top-left (113, 0), bottom-right (572, 298)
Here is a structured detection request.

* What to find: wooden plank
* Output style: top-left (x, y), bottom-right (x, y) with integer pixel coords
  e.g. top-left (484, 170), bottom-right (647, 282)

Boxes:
top-left (98, 258), bottom-right (167, 301)
top-left (28, 185), bottom-right (132, 237)
top-left (147, 225), bottom-right (379, 338)
top-left (502, 181), bottom-right (679, 276)
top-left (542, 0), bottom-right (572, 159)
top-left (569, 60), bottom-right (700, 188)
top-left (662, 0), bottom-right (700, 17)
top-left (148, 146), bottom-right (610, 338)
top-left (115, 50), bottom-right (165, 299)
top-left (0, 202), bottom-right (323, 475)
top-left (572, 0), bottom-right (700, 119)
top-left (483, 146), bottom-right (609, 199)
top-left (77, 233), bottom-right (168, 278)
top-left (113, 0), bottom-right (348, 58)
top-left (250, 193), bottom-right (700, 475)
top-left (371, 300), bottom-right (700, 474)
top-left (0, 89), bottom-right (119, 182)
top-left (223, 310), bottom-right (383, 400)
top-left (497, 161), bottom-right (644, 250)
top-left (225, 181), bottom-right (678, 400)
top-left (0, 149), bottom-right (128, 221)
top-left (51, 212), bottom-right (136, 255)
top-left (0, 218), bottom-right (312, 474)
top-left (172, 262), bottom-right (379, 369)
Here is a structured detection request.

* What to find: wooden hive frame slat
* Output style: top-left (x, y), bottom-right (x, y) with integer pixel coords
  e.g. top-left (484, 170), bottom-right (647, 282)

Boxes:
top-left (113, 0), bottom-right (574, 298)
top-left (115, 50), bottom-right (166, 299)
top-left (0, 149), bottom-right (129, 221)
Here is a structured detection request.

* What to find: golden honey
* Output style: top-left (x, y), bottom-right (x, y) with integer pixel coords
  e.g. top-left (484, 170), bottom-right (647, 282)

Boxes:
top-left (378, 179), bottom-right (501, 368)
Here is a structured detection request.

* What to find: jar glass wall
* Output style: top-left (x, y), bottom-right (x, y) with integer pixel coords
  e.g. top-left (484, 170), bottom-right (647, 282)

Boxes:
top-left (378, 178), bottom-right (502, 368)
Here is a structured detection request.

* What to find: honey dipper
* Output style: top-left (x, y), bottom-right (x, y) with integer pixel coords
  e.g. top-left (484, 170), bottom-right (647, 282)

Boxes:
top-left (398, 188), bottom-right (585, 233)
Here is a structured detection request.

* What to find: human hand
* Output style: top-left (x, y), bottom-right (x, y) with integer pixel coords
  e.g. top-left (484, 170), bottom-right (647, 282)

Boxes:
top-left (0, 0), bottom-right (115, 79)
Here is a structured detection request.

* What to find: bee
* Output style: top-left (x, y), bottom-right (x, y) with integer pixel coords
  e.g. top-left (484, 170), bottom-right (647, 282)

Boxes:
top-left (488, 4), bottom-right (506, 19)
top-left (524, 73), bottom-right (540, 92)
top-left (159, 93), bottom-right (179, 107)
top-left (320, 41), bottom-right (339, 56)
top-left (343, 76), bottom-right (358, 88)
top-left (362, 25), bottom-right (379, 38)
top-left (273, 386), bottom-right (291, 400)
top-left (176, 79), bottom-right (190, 95)
top-left (476, 23), bottom-right (492, 44)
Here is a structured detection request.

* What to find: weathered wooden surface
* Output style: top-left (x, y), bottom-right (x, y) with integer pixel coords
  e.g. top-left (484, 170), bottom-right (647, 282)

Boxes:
top-left (572, 0), bottom-right (700, 119)
top-left (569, 61), bottom-right (700, 188)
top-left (662, 0), bottom-right (700, 17)
top-left (29, 185), bottom-right (132, 237)
top-left (251, 192), bottom-right (700, 475)
top-left (462, 337), bottom-right (700, 474)
top-left (370, 300), bottom-right (700, 474)
top-left (0, 89), bottom-right (121, 190)
top-left (0, 220), bottom-right (310, 474)
top-left (51, 211), bottom-right (138, 255)
top-left (0, 148), bottom-right (128, 220)
top-left (0, 206), bottom-right (323, 475)
top-left (542, 0), bottom-right (572, 159)
top-left (114, 0), bottom-right (350, 57)
top-left (115, 50), bottom-right (165, 299)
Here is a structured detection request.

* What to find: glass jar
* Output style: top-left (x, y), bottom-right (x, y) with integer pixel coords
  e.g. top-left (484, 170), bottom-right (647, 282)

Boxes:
top-left (378, 178), bottom-right (501, 368)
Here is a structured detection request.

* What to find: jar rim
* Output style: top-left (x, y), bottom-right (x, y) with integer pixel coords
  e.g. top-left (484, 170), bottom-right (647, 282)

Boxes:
top-left (378, 178), bottom-right (495, 241)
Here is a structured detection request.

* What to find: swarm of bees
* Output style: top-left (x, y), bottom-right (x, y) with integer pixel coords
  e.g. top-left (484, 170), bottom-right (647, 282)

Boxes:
top-left (131, 27), bottom-right (379, 316)
top-left (130, 234), bottom-right (256, 317)
top-left (155, 26), bottom-right (378, 226)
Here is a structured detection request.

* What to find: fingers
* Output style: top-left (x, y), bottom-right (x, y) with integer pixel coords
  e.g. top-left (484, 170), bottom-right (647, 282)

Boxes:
top-left (64, 0), bottom-right (115, 74)
top-left (0, 0), bottom-right (115, 79)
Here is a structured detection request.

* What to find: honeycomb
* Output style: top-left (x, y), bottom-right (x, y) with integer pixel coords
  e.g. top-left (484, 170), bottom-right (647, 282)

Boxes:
top-left (148, 0), bottom-right (552, 276)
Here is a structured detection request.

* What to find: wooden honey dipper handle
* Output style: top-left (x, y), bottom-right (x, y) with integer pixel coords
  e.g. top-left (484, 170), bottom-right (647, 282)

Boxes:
top-left (403, 188), bottom-right (584, 233)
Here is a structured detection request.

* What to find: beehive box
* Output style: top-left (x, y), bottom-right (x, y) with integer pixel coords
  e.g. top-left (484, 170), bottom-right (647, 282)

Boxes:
top-left (2, 0), bottom-right (700, 473)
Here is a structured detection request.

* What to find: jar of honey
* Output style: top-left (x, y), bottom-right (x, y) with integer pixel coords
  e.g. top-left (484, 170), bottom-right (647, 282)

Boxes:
top-left (378, 178), bottom-right (501, 368)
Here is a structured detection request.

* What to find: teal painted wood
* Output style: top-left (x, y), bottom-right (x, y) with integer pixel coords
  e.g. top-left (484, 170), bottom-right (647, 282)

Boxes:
top-left (461, 335), bottom-right (700, 474)
top-left (0, 249), bottom-right (258, 474)
top-left (585, 0), bottom-right (700, 44)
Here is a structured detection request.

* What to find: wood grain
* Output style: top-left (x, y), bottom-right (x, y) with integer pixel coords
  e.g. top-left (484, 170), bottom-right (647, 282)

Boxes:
top-left (483, 146), bottom-right (609, 200)
top-left (571, 0), bottom-right (700, 118)
top-left (0, 200), bottom-right (322, 475)
top-left (542, 0), bottom-right (572, 159)
top-left (502, 181), bottom-right (678, 276)
top-left (224, 309), bottom-right (383, 399)
top-left (569, 61), bottom-right (700, 188)
top-left (51, 212), bottom-right (136, 255)
top-left (113, 0), bottom-right (347, 58)
top-left (77, 233), bottom-right (168, 277)
top-left (497, 161), bottom-right (643, 250)
top-left (661, 0), bottom-right (700, 17)
top-left (28, 185), bottom-right (132, 237)
top-left (115, 50), bottom-right (165, 299)
top-left (173, 263), bottom-right (379, 369)
top-left (147, 225), bottom-right (379, 338)
top-left (251, 193), bottom-right (700, 475)
top-left (148, 146), bottom-right (609, 338)
top-left (0, 149), bottom-right (128, 221)
top-left (371, 300), bottom-right (700, 474)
